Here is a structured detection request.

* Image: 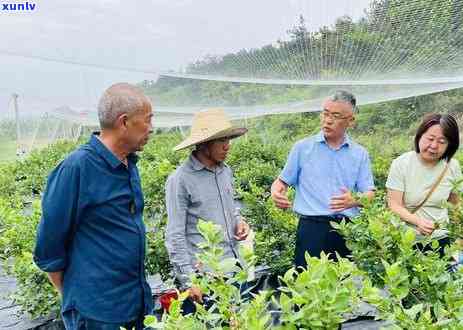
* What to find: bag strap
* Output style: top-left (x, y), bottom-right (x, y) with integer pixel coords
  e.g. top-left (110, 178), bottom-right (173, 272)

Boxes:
top-left (411, 162), bottom-right (450, 214)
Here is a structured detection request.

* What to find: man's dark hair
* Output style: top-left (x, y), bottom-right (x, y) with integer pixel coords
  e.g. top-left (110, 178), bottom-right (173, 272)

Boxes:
top-left (328, 90), bottom-right (357, 112)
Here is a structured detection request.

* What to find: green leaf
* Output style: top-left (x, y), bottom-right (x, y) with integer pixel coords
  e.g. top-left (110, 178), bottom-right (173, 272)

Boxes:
top-left (143, 315), bottom-right (158, 326)
top-left (220, 258), bottom-right (239, 273)
top-left (404, 303), bottom-right (423, 319)
top-left (402, 229), bottom-right (416, 248)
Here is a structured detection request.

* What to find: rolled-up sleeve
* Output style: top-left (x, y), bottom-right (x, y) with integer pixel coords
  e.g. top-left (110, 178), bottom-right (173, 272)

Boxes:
top-left (34, 163), bottom-right (80, 272)
top-left (279, 143), bottom-right (301, 187)
top-left (356, 150), bottom-right (375, 193)
top-left (230, 168), bottom-right (242, 224)
top-left (165, 174), bottom-right (194, 288)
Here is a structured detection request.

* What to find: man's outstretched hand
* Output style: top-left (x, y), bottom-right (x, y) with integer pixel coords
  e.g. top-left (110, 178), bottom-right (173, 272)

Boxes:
top-left (271, 178), bottom-right (292, 209)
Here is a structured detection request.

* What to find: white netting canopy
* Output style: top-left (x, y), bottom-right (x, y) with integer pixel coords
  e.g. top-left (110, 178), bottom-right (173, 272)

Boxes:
top-left (1, 0), bottom-right (463, 155)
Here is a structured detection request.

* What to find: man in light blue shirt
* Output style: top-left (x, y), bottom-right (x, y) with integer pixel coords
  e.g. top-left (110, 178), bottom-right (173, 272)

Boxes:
top-left (271, 90), bottom-right (375, 268)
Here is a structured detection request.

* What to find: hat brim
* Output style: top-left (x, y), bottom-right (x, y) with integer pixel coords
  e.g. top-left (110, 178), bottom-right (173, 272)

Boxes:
top-left (174, 127), bottom-right (248, 151)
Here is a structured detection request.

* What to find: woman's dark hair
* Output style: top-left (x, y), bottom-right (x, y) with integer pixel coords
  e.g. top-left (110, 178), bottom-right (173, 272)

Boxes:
top-left (414, 113), bottom-right (460, 162)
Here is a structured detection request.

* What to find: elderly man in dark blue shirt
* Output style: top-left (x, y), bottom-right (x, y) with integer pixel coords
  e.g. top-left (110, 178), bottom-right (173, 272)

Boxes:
top-left (34, 83), bottom-right (154, 330)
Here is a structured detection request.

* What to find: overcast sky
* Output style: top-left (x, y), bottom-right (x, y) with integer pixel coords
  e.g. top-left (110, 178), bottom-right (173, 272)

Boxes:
top-left (0, 0), bottom-right (373, 117)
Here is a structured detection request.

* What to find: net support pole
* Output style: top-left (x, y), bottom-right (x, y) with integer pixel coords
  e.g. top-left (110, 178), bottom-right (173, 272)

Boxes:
top-left (12, 93), bottom-right (21, 155)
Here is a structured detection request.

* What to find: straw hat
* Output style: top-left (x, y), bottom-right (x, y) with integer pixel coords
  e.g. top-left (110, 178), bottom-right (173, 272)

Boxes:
top-left (174, 108), bottom-right (248, 151)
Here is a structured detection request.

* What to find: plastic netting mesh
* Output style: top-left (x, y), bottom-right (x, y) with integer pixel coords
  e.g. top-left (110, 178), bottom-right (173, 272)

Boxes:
top-left (1, 0), bottom-right (462, 155)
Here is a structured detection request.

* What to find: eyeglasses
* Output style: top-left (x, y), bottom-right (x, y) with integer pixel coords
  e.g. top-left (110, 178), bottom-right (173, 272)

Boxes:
top-left (320, 111), bottom-right (352, 121)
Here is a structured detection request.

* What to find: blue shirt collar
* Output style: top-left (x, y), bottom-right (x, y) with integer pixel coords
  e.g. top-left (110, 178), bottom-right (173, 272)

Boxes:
top-left (89, 133), bottom-right (138, 169)
top-left (315, 131), bottom-right (351, 148)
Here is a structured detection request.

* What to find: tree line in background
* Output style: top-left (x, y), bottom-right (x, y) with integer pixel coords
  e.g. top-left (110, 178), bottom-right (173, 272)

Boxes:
top-left (184, 0), bottom-right (463, 79)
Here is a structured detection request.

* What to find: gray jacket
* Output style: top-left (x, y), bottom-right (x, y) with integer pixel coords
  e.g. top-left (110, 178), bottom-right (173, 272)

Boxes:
top-left (165, 154), bottom-right (241, 288)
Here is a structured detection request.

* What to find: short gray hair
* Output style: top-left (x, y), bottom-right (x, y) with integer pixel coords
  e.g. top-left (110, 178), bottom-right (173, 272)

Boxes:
top-left (327, 90), bottom-right (357, 112)
top-left (98, 83), bottom-right (151, 129)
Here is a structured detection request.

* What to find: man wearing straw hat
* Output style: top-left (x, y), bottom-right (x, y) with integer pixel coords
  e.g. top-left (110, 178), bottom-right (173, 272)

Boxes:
top-left (271, 90), bottom-right (375, 269)
top-left (165, 108), bottom-right (250, 308)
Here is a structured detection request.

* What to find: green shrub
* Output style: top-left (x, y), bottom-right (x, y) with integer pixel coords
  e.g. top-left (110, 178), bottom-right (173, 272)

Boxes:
top-left (10, 252), bottom-right (60, 319)
top-left (335, 192), bottom-right (463, 327)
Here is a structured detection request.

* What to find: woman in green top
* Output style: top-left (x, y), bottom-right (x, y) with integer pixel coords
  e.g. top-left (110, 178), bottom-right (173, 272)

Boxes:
top-left (386, 113), bottom-right (462, 256)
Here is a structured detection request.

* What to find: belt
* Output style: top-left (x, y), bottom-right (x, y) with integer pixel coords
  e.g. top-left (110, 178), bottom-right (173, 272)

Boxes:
top-left (299, 215), bottom-right (349, 222)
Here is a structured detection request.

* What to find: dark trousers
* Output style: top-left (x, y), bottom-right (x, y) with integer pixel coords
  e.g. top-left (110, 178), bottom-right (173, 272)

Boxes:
top-left (415, 236), bottom-right (450, 258)
top-left (294, 215), bottom-right (350, 269)
top-left (62, 309), bottom-right (145, 330)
